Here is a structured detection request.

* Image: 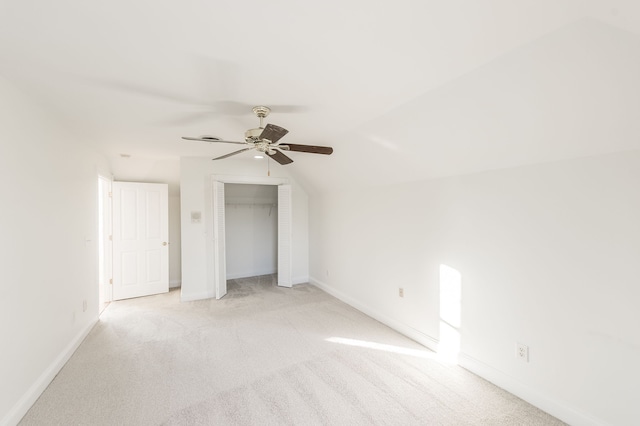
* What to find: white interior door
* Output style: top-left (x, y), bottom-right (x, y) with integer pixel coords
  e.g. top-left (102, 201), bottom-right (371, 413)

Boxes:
top-left (277, 184), bottom-right (292, 287)
top-left (112, 182), bottom-right (169, 300)
top-left (213, 181), bottom-right (227, 299)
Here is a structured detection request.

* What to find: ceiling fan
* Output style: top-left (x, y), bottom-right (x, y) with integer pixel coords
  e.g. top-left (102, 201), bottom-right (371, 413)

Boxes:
top-left (182, 106), bottom-right (333, 165)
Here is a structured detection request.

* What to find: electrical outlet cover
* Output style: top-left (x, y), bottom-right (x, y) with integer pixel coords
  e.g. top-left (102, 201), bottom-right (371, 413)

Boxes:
top-left (516, 343), bottom-right (529, 362)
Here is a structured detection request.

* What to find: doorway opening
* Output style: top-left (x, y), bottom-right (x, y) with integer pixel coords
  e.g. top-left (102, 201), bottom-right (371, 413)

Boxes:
top-left (224, 184), bottom-right (278, 280)
top-left (209, 175), bottom-right (292, 299)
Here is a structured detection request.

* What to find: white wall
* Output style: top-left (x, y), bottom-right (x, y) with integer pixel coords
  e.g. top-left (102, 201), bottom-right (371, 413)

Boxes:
top-left (180, 157), bottom-right (309, 301)
top-left (0, 75), bottom-right (106, 425)
top-left (225, 184), bottom-right (278, 279)
top-left (309, 151), bottom-right (640, 426)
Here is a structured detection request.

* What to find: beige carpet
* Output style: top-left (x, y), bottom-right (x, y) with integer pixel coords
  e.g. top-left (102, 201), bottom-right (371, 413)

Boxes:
top-left (20, 275), bottom-right (564, 425)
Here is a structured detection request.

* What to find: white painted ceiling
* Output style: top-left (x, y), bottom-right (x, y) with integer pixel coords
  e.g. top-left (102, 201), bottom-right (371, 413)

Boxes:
top-left (1, 0), bottom-right (640, 192)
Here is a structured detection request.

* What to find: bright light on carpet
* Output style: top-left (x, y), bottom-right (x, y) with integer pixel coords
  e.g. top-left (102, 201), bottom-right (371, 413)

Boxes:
top-left (326, 337), bottom-right (436, 359)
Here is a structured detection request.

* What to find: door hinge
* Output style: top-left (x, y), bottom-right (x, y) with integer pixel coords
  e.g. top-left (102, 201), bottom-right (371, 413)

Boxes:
top-left (109, 278), bottom-right (113, 285)
top-left (108, 191), bottom-right (112, 198)
top-left (109, 235), bottom-right (112, 241)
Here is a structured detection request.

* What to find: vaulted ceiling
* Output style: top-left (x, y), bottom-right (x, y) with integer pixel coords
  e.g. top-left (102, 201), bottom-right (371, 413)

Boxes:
top-left (1, 0), bottom-right (640, 192)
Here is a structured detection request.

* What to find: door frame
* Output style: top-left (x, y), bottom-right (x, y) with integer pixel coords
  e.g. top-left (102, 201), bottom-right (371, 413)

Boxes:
top-left (207, 175), bottom-right (290, 298)
top-left (212, 181), bottom-right (227, 299)
top-left (97, 175), bottom-right (113, 311)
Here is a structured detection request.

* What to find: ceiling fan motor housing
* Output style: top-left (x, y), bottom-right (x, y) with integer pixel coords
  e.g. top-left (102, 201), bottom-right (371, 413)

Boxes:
top-left (245, 127), bottom-right (263, 142)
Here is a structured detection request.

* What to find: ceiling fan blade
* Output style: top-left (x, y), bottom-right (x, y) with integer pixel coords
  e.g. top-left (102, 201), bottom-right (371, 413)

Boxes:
top-left (267, 150), bottom-right (294, 165)
top-left (259, 124), bottom-right (289, 144)
top-left (281, 144), bottom-right (333, 155)
top-left (212, 147), bottom-right (255, 161)
top-left (182, 136), bottom-right (246, 145)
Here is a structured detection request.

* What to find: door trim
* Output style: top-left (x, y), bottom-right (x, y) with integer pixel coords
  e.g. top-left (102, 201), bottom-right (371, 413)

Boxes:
top-left (211, 174), bottom-right (289, 186)
top-left (97, 175), bottom-right (113, 311)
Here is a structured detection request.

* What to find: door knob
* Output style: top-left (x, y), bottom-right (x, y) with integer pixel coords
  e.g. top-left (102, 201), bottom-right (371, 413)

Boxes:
top-left (162, 242), bottom-right (168, 246)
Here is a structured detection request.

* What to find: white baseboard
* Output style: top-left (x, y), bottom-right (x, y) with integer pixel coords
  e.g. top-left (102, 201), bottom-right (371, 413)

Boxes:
top-left (457, 352), bottom-right (605, 425)
top-left (180, 290), bottom-right (215, 302)
top-left (1, 319), bottom-right (97, 426)
top-left (223, 273), bottom-right (307, 285)
top-left (309, 276), bottom-right (438, 353)
top-left (292, 275), bottom-right (309, 285)
top-left (226, 269), bottom-right (277, 280)
top-left (169, 280), bottom-right (181, 288)
top-left (179, 273), bottom-right (304, 300)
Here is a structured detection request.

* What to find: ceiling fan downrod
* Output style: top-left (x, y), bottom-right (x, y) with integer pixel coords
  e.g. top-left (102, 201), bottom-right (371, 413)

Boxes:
top-left (252, 105), bottom-right (270, 128)
top-left (245, 106), bottom-right (271, 141)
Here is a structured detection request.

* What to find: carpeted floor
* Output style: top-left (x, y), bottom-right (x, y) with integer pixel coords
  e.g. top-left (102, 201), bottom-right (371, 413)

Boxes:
top-left (20, 275), bottom-right (565, 425)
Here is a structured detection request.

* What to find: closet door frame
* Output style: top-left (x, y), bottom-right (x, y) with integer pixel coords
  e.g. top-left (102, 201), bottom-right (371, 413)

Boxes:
top-left (207, 175), bottom-right (290, 298)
